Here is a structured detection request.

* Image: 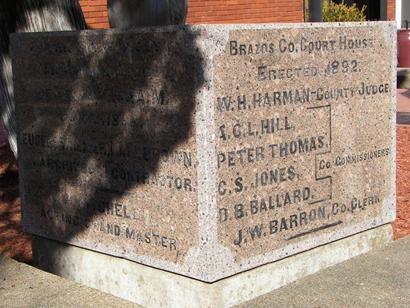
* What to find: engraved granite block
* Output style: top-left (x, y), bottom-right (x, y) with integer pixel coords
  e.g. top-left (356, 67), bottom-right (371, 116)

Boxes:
top-left (12, 22), bottom-right (396, 282)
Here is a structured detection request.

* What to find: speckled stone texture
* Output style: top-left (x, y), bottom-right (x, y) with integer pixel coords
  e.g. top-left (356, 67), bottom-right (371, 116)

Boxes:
top-left (13, 22), bottom-right (396, 283)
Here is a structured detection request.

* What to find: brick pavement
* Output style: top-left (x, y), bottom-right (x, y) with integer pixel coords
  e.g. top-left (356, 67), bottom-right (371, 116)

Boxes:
top-left (394, 89), bottom-right (410, 239)
top-left (0, 141), bottom-right (31, 263)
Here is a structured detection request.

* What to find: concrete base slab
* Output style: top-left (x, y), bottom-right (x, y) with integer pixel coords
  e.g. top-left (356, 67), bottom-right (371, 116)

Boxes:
top-left (33, 224), bottom-right (393, 308)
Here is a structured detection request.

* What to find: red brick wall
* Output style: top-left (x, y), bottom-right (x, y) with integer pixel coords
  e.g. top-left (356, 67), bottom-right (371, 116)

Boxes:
top-left (78, 0), bottom-right (109, 29)
top-left (387, 0), bottom-right (395, 21)
top-left (78, 1), bottom-right (396, 28)
top-left (78, 0), bottom-right (304, 29)
top-left (186, 0), bottom-right (304, 24)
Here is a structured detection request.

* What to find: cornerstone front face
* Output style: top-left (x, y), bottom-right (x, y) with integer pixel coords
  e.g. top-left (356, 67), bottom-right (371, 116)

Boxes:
top-left (13, 22), bottom-right (396, 282)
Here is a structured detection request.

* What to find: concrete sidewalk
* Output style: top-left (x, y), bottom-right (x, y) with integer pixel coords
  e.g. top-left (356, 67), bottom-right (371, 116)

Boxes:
top-left (1, 235), bottom-right (409, 307)
top-left (0, 255), bottom-right (138, 308)
top-left (240, 235), bottom-right (410, 307)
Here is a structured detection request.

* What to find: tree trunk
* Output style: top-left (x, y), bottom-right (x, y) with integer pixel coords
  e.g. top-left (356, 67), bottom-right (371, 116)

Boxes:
top-left (0, 0), bottom-right (86, 156)
top-left (108, 0), bottom-right (188, 28)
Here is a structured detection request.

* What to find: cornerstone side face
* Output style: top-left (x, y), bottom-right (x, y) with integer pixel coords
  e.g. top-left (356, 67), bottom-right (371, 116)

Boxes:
top-left (13, 29), bottom-right (204, 273)
top-left (13, 22), bottom-right (396, 282)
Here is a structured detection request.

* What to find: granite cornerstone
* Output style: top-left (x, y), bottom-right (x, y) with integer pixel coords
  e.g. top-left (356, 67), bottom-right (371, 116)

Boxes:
top-left (12, 22), bottom-right (396, 306)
